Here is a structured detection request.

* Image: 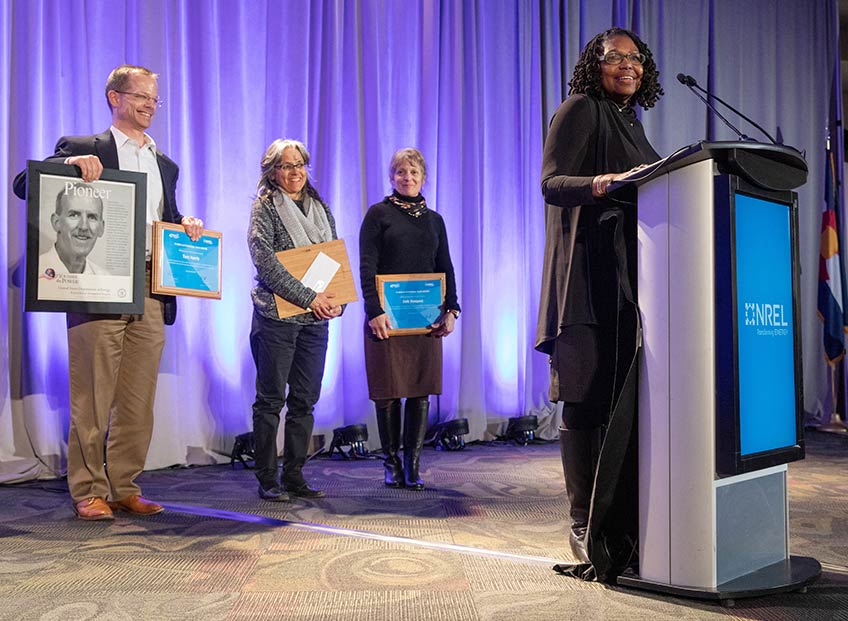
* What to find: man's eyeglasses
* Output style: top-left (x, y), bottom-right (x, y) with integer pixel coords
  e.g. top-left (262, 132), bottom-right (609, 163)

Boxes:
top-left (115, 91), bottom-right (163, 108)
top-left (598, 51), bottom-right (646, 66)
top-left (275, 162), bottom-right (307, 172)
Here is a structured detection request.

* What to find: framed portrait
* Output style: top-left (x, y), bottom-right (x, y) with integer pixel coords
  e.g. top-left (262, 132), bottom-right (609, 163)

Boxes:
top-left (376, 273), bottom-right (445, 335)
top-left (24, 160), bottom-right (146, 314)
top-left (151, 221), bottom-right (223, 299)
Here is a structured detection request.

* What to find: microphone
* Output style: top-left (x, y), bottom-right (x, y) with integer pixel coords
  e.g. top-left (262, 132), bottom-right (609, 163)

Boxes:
top-left (676, 73), bottom-right (750, 141)
top-left (677, 73), bottom-right (696, 87)
top-left (676, 73), bottom-right (780, 145)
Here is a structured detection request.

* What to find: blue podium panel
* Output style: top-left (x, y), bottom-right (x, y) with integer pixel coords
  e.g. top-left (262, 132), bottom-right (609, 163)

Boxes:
top-left (715, 180), bottom-right (804, 476)
top-left (734, 194), bottom-right (797, 457)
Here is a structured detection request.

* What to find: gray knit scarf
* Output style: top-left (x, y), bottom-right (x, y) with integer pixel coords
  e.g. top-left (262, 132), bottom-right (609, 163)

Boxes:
top-left (272, 191), bottom-right (332, 247)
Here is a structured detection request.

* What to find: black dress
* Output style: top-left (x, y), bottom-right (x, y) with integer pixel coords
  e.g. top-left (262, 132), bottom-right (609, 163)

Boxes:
top-left (537, 94), bottom-right (659, 398)
top-left (537, 94), bottom-right (660, 581)
top-left (359, 193), bottom-right (460, 400)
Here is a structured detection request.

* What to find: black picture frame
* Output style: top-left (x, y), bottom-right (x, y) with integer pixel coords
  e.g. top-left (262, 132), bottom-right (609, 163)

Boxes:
top-left (714, 174), bottom-right (805, 476)
top-left (25, 160), bottom-right (147, 314)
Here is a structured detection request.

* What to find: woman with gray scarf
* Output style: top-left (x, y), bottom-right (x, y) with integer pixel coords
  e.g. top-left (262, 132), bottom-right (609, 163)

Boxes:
top-left (247, 139), bottom-right (342, 502)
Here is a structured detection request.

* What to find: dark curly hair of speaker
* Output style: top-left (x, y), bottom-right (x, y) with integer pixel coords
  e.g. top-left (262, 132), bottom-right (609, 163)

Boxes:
top-left (568, 27), bottom-right (664, 110)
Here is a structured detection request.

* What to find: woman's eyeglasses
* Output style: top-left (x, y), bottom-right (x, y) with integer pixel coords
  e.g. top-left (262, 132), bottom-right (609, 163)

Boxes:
top-left (275, 162), bottom-right (307, 172)
top-left (598, 51), bottom-right (646, 66)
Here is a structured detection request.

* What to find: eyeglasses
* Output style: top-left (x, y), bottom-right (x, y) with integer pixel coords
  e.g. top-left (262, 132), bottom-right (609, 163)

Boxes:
top-left (598, 51), bottom-right (646, 66)
top-left (115, 91), bottom-right (163, 108)
top-left (275, 162), bottom-right (307, 172)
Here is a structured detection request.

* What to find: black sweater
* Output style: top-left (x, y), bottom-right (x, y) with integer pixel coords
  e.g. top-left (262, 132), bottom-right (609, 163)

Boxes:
top-left (359, 194), bottom-right (460, 320)
top-left (536, 94), bottom-right (659, 352)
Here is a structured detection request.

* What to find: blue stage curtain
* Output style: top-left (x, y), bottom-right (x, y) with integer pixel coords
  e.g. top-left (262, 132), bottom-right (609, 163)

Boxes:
top-left (0, 0), bottom-right (838, 480)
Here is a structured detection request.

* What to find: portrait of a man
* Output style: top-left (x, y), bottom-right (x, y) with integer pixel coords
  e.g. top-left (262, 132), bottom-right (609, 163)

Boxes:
top-left (39, 181), bottom-right (107, 276)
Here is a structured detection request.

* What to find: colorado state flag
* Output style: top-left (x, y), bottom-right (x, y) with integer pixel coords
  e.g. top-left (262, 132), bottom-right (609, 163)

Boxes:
top-left (818, 138), bottom-right (848, 365)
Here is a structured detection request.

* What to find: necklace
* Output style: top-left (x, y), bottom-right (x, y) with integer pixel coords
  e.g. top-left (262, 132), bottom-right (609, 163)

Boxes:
top-left (613, 101), bottom-right (635, 127)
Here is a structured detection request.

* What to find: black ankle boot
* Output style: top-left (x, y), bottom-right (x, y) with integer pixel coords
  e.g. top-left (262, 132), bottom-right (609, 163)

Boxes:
top-left (403, 397), bottom-right (429, 491)
top-left (559, 426), bottom-right (602, 563)
top-left (375, 400), bottom-right (402, 487)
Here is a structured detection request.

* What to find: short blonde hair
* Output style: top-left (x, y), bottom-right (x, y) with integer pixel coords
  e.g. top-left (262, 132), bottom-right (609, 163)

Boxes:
top-left (104, 65), bottom-right (158, 112)
top-left (389, 147), bottom-right (427, 184)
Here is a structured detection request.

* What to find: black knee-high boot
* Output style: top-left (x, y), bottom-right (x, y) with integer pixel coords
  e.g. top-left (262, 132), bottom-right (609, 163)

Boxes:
top-left (559, 426), bottom-right (602, 563)
top-left (375, 400), bottom-right (402, 487)
top-left (402, 397), bottom-right (429, 491)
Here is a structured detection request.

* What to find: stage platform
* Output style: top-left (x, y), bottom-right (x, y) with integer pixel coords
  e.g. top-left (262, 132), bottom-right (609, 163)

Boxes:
top-left (0, 433), bottom-right (845, 620)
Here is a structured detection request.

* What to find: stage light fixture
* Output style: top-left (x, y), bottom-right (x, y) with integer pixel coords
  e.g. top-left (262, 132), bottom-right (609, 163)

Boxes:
top-left (230, 431), bottom-right (255, 469)
top-left (506, 415), bottom-right (538, 446)
top-left (433, 418), bottom-right (470, 451)
top-left (328, 424), bottom-right (370, 458)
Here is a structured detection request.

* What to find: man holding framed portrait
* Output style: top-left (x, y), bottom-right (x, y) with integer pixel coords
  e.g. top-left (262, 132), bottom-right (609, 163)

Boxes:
top-left (13, 64), bottom-right (204, 521)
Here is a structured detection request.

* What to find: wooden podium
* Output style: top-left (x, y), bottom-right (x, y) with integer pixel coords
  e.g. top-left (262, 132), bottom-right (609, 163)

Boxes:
top-left (610, 142), bottom-right (821, 603)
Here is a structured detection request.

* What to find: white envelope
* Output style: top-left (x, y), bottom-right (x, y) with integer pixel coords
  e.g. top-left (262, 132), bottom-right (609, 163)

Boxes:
top-left (301, 251), bottom-right (341, 292)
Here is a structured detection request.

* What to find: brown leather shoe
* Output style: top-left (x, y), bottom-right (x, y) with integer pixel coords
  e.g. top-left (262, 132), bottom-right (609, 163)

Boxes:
top-left (108, 495), bottom-right (164, 516)
top-left (73, 497), bottom-right (114, 521)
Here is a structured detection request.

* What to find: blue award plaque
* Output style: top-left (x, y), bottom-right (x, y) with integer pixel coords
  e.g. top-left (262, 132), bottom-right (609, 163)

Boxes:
top-left (152, 221), bottom-right (222, 299)
top-left (376, 273), bottom-right (445, 335)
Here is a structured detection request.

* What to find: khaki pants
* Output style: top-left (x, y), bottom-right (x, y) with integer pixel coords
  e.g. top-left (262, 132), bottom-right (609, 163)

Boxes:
top-left (65, 283), bottom-right (165, 503)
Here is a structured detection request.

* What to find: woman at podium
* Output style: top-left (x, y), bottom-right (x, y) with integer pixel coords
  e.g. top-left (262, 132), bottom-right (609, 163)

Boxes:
top-left (359, 148), bottom-right (460, 491)
top-left (536, 27), bottom-right (663, 579)
top-left (247, 139), bottom-right (343, 502)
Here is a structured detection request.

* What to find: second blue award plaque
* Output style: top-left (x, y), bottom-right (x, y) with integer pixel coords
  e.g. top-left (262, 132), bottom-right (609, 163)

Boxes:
top-left (376, 273), bottom-right (445, 335)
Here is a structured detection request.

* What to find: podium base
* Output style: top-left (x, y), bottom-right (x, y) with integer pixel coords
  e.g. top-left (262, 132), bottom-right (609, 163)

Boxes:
top-left (616, 556), bottom-right (821, 606)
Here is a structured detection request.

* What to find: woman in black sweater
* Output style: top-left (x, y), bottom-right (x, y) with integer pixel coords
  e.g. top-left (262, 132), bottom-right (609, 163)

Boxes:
top-left (359, 148), bottom-right (460, 491)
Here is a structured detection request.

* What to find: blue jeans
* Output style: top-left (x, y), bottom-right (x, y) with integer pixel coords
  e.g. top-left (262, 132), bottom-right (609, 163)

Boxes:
top-left (250, 312), bottom-right (329, 488)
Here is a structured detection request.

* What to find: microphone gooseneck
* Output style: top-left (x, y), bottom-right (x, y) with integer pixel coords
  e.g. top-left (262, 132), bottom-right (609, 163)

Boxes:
top-left (677, 73), bottom-right (779, 145)
top-left (677, 73), bottom-right (748, 141)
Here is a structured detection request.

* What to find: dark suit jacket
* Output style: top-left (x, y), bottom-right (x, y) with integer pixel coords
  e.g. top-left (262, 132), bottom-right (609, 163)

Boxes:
top-left (13, 129), bottom-right (184, 324)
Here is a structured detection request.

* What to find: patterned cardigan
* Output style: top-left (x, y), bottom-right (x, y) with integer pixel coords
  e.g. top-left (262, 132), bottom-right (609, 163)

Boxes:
top-left (247, 192), bottom-right (339, 324)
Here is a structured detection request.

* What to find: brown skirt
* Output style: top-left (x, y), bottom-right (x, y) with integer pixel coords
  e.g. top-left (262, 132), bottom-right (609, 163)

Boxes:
top-left (363, 321), bottom-right (442, 400)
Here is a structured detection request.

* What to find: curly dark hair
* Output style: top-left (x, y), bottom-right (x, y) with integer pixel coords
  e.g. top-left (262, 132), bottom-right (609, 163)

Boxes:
top-left (568, 27), bottom-right (663, 110)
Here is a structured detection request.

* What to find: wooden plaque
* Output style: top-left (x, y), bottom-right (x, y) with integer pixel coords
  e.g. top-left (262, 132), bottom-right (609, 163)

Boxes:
top-left (152, 221), bottom-right (223, 299)
top-left (274, 238), bottom-right (358, 318)
top-left (376, 273), bottom-right (445, 335)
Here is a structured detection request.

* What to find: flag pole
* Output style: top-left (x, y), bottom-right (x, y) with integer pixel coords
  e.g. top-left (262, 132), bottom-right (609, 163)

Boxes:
top-left (818, 359), bottom-right (848, 433)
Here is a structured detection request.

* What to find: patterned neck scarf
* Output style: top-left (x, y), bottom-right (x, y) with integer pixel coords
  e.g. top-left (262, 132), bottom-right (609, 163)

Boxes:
top-left (387, 190), bottom-right (428, 218)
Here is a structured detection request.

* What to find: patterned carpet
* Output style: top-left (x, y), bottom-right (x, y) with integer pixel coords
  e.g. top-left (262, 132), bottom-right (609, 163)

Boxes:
top-left (0, 432), bottom-right (846, 620)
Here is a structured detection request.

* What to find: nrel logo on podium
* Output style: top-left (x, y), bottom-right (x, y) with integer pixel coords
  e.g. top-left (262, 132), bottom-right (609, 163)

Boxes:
top-left (743, 302), bottom-right (790, 336)
top-left (734, 194), bottom-right (797, 457)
